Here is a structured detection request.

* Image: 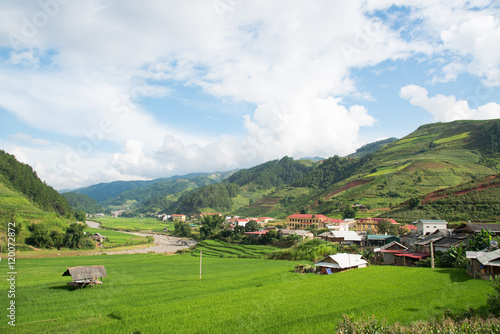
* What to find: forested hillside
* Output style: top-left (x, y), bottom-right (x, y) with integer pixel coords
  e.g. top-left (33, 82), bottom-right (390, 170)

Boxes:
top-left (62, 192), bottom-right (103, 214)
top-left (226, 156), bottom-right (314, 189)
top-left (165, 157), bottom-right (315, 215)
top-left (238, 119), bottom-right (500, 220)
top-left (0, 150), bottom-right (72, 216)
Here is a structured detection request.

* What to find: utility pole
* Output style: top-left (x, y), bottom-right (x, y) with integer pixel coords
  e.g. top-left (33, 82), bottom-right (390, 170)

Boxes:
top-left (430, 240), bottom-right (435, 269)
top-left (199, 249), bottom-right (202, 280)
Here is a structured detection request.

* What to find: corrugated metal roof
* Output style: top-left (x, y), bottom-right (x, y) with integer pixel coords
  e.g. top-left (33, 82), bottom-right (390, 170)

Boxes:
top-left (330, 231), bottom-right (362, 241)
top-left (367, 235), bottom-right (396, 240)
top-left (62, 266), bottom-right (107, 280)
top-left (477, 249), bottom-right (500, 265)
top-left (315, 253), bottom-right (367, 269)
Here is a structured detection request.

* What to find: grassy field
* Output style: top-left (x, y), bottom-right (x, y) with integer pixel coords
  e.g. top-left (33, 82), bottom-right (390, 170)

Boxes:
top-left (0, 253), bottom-right (493, 333)
top-left (85, 228), bottom-right (152, 248)
top-left (189, 239), bottom-right (279, 258)
top-left (94, 217), bottom-right (174, 232)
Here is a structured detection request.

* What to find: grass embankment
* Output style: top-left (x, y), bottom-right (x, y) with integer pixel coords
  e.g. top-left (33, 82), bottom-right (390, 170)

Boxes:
top-left (94, 217), bottom-right (174, 233)
top-left (0, 254), bottom-right (492, 333)
top-left (189, 239), bottom-right (279, 258)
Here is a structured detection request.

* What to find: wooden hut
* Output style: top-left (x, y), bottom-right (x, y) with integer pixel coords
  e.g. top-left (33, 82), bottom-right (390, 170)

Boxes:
top-left (62, 265), bottom-right (107, 288)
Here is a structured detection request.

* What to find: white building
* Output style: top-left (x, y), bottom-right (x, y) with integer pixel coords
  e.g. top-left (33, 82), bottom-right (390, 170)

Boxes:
top-left (414, 219), bottom-right (448, 235)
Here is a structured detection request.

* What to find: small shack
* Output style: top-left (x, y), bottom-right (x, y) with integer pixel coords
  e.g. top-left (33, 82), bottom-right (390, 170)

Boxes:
top-left (466, 249), bottom-right (500, 280)
top-left (366, 235), bottom-right (400, 247)
top-left (374, 241), bottom-right (408, 265)
top-left (314, 253), bottom-right (367, 274)
top-left (62, 265), bottom-right (107, 289)
top-left (91, 233), bottom-right (107, 243)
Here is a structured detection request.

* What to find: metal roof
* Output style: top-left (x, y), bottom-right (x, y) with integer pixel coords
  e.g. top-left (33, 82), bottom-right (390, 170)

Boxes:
top-left (330, 231), bottom-right (362, 241)
top-left (315, 253), bottom-right (367, 269)
top-left (455, 223), bottom-right (500, 234)
top-left (412, 219), bottom-right (448, 224)
top-left (367, 235), bottom-right (397, 240)
top-left (62, 266), bottom-right (107, 281)
top-left (414, 235), bottom-right (443, 245)
top-left (476, 249), bottom-right (500, 266)
top-left (393, 253), bottom-right (430, 259)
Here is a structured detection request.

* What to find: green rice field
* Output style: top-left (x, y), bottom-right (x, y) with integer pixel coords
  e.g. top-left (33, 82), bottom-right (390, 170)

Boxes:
top-left (94, 217), bottom-right (174, 232)
top-left (0, 252), bottom-right (492, 333)
top-left (85, 228), bottom-right (152, 248)
top-left (190, 239), bottom-right (279, 258)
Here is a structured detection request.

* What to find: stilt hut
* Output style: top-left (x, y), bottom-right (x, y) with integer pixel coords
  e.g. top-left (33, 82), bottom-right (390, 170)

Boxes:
top-left (62, 265), bottom-right (107, 288)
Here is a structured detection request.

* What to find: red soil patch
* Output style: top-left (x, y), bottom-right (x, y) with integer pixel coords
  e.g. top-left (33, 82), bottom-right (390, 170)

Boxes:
top-left (324, 179), bottom-right (373, 200)
top-left (421, 175), bottom-right (500, 204)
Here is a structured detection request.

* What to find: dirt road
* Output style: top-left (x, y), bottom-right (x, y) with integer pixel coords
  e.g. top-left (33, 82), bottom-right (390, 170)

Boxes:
top-left (86, 221), bottom-right (197, 255)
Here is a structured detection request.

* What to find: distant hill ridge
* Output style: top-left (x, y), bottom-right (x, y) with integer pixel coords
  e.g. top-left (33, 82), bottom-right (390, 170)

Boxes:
top-left (62, 119), bottom-right (500, 223)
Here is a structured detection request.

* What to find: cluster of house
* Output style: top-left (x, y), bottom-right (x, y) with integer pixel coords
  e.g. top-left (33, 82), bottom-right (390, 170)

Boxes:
top-left (280, 214), bottom-right (500, 279)
top-left (375, 222), bottom-right (500, 280)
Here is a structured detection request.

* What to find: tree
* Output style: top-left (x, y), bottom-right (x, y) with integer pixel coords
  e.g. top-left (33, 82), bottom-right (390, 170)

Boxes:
top-left (64, 223), bottom-right (91, 249)
top-left (342, 206), bottom-right (357, 219)
top-left (466, 228), bottom-right (493, 251)
top-left (439, 246), bottom-right (466, 268)
top-left (245, 220), bottom-right (260, 232)
top-left (199, 214), bottom-right (225, 239)
top-left (174, 221), bottom-right (192, 237)
top-left (376, 219), bottom-right (399, 235)
top-left (75, 210), bottom-right (87, 222)
top-left (409, 197), bottom-right (420, 209)
top-left (28, 223), bottom-right (53, 248)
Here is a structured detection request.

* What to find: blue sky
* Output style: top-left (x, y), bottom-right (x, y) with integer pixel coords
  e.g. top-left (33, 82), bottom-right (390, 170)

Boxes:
top-left (0, 0), bottom-right (499, 189)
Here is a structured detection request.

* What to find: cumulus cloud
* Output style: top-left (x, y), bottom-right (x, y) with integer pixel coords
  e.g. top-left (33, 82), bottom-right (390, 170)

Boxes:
top-left (0, 1), bottom-right (498, 188)
top-left (400, 84), bottom-right (500, 121)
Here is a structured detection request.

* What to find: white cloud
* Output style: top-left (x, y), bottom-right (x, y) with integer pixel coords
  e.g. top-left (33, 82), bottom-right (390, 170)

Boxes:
top-left (0, 1), bottom-right (498, 188)
top-left (400, 84), bottom-right (500, 121)
top-left (441, 15), bottom-right (500, 86)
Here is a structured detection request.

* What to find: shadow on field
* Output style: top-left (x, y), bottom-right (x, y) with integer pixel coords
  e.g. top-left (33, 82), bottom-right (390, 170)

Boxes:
top-left (49, 285), bottom-right (74, 291)
top-left (434, 269), bottom-right (472, 282)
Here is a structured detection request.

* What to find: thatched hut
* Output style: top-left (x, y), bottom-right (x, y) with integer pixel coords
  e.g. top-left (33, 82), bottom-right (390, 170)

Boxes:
top-left (62, 265), bottom-right (107, 288)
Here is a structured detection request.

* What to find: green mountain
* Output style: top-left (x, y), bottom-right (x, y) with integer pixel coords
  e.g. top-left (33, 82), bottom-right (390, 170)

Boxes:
top-left (68, 119), bottom-right (500, 223)
top-left (0, 150), bottom-right (72, 216)
top-left (70, 171), bottom-right (235, 212)
top-left (0, 150), bottom-right (74, 246)
top-left (62, 192), bottom-right (103, 214)
top-left (236, 119), bottom-right (500, 221)
top-left (165, 156), bottom-right (316, 215)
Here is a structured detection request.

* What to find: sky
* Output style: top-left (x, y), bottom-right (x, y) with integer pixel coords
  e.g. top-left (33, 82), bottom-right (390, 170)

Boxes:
top-left (0, 0), bottom-right (499, 190)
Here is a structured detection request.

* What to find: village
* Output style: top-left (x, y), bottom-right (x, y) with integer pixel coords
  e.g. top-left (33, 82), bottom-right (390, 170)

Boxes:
top-left (135, 212), bottom-right (500, 279)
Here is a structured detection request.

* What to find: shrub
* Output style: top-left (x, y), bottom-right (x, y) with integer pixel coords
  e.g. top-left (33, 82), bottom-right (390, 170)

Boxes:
top-left (488, 276), bottom-right (500, 316)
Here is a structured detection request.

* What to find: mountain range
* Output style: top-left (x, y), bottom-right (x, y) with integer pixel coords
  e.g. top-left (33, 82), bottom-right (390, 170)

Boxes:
top-left (61, 119), bottom-right (500, 223)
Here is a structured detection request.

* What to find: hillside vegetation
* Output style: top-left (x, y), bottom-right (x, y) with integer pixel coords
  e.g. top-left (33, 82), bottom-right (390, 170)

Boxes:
top-left (62, 192), bottom-right (103, 214)
top-left (62, 119), bottom-right (500, 223)
top-left (238, 119), bottom-right (500, 220)
top-left (69, 171), bottom-right (234, 212)
top-left (0, 150), bottom-right (72, 216)
top-left (165, 156), bottom-right (315, 215)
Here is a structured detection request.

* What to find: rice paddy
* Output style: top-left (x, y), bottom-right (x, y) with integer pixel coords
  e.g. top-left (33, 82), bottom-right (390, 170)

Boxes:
top-left (94, 217), bottom-right (174, 232)
top-left (0, 252), bottom-right (492, 333)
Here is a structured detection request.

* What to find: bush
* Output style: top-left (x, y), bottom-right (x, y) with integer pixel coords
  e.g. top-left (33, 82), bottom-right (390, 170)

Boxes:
top-left (488, 276), bottom-right (500, 316)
